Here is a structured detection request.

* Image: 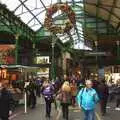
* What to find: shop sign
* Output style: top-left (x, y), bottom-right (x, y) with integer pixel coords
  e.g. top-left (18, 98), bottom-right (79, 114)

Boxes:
top-left (36, 56), bottom-right (49, 64)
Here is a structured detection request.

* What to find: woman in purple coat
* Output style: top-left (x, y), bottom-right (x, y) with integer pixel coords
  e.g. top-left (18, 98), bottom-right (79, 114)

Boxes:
top-left (41, 80), bottom-right (55, 118)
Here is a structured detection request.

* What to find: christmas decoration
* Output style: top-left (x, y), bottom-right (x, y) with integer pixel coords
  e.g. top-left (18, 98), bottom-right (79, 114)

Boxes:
top-left (44, 3), bottom-right (75, 34)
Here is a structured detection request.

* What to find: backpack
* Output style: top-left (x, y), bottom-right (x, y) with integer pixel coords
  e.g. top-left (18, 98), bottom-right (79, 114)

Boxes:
top-left (80, 88), bottom-right (84, 106)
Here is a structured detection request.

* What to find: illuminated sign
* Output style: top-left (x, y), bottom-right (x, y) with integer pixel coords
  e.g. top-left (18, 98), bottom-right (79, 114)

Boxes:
top-left (37, 68), bottom-right (49, 77)
top-left (0, 68), bottom-right (7, 79)
top-left (36, 56), bottom-right (49, 64)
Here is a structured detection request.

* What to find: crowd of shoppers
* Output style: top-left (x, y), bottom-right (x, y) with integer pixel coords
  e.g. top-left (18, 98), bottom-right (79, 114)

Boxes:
top-left (1, 74), bottom-right (120, 120)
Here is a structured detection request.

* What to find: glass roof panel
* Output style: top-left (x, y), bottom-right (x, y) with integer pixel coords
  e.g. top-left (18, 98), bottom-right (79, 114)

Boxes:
top-left (18, 11), bottom-right (33, 23)
top-left (0, 0), bottom-right (60, 31)
top-left (42, 0), bottom-right (57, 7)
top-left (30, 24), bottom-right (42, 31)
top-left (74, 41), bottom-right (92, 50)
top-left (0, 0), bottom-right (21, 11)
top-left (24, 0), bottom-right (39, 9)
top-left (36, 10), bottom-right (46, 23)
top-left (1, 0), bottom-right (118, 50)
top-left (57, 33), bottom-right (70, 42)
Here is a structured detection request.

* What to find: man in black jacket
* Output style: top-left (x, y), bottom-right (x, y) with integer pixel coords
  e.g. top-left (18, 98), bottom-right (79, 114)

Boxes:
top-left (98, 80), bottom-right (109, 116)
top-left (115, 85), bottom-right (120, 111)
top-left (0, 82), bottom-right (13, 120)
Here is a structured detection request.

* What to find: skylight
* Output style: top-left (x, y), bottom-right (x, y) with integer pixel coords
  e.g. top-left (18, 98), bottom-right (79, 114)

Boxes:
top-left (0, 0), bottom-right (92, 50)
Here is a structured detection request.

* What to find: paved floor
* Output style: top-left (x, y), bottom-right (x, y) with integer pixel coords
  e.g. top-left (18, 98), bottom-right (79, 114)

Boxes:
top-left (11, 98), bottom-right (120, 120)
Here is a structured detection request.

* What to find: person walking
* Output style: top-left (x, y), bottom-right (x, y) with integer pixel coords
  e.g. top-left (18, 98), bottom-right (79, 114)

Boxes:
top-left (77, 80), bottom-right (99, 120)
top-left (42, 80), bottom-right (55, 118)
top-left (98, 79), bottom-right (109, 115)
top-left (0, 82), bottom-right (14, 120)
top-left (27, 80), bottom-right (37, 109)
top-left (115, 85), bottom-right (120, 111)
top-left (70, 80), bottom-right (77, 107)
top-left (58, 81), bottom-right (71, 120)
top-left (35, 77), bottom-right (43, 97)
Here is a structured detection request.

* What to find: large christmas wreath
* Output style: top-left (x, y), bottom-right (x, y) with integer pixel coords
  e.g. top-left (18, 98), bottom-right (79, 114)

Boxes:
top-left (44, 3), bottom-right (75, 34)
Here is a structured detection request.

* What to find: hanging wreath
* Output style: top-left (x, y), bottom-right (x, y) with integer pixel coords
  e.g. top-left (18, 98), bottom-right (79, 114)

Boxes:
top-left (44, 3), bottom-right (75, 34)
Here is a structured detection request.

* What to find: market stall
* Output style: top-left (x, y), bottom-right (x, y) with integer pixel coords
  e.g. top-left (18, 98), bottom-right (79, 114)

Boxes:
top-left (0, 65), bottom-right (38, 105)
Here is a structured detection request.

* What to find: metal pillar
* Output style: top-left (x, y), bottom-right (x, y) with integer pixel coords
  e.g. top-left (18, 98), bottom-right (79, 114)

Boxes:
top-left (15, 34), bottom-right (19, 64)
top-left (116, 40), bottom-right (120, 64)
top-left (95, 41), bottom-right (98, 62)
top-left (95, 41), bottom-right (98, 75)
top-left (51, 35), bottom-right (56, 81)
top-left (116, 41), bottom-right (120, 60)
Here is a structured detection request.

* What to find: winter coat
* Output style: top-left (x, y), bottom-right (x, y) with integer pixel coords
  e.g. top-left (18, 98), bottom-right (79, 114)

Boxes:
top-left (58, 90), bottom-right (72, 104)
top-left (97, 83), bottom-right (109, 100)
top-left (76, 88), bottom-right (99, 110)
top-left (0, 88), bottom-right (14, 118)
top-left (42, 84), bottom-right (54, 100)
top-left (70, 84), bottom-right (77, 96)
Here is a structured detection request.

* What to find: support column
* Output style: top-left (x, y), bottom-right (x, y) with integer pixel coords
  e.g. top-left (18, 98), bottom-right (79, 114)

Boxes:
top-left (116, 41), bottom-right (120, 59)
top-left (95, 41), bottom-right (98, 79)
top-left (62, 52), bottom-right (67, 76)
top-left (51, 35), bottom-right (56, 81)
top-left (32, 43), bottom-right (36, 64)
top-left (15, 34), bottom-right (19, 64)
top-left (62, 52), bottom-right (71, 76)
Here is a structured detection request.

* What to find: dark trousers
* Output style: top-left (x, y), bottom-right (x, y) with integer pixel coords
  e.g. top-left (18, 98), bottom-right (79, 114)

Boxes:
top-left (100, 99), bottom-right (107, 115)
top-left (72, 96), bottom-right (76, 106)
top-left (0, 116), bottom-right (8, 120)
top-left (36, 86), bottom-right (41, 97)
top-left (45, 98), bottom-right (52, 117)
top-left (61, 103), bottom-right (69, 120)
top-left (29, 94), bottom-right (36, 108)
top-left (116, 98), bottom-right (120, 107)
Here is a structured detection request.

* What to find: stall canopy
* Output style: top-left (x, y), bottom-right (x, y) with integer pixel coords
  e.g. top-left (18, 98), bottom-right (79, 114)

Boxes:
top-left (0, 65), bottom-right (38, 72)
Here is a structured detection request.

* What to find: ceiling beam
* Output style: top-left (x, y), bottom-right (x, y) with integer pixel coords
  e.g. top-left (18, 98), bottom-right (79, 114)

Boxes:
top-left (14, 0), bottom-right (28, 12)
top-left (107, 0), bottom-right (117, 34)
top-left (18, 0), bottom-right (43, 26)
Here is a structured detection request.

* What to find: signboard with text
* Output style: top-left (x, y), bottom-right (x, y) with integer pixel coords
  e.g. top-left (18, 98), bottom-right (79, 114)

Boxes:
top-left (36, 56), bottom-right (49, 64)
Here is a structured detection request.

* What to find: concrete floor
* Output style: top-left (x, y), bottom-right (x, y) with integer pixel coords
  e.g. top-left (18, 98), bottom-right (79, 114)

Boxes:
top-left (11, 98), bottom-right (120, 120)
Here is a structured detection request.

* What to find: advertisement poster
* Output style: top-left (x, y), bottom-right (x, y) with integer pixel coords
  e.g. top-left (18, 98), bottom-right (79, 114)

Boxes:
top-left (0, 45), bottom-right (15, 64)
top-left (36, 56), bottom-right (49, 64)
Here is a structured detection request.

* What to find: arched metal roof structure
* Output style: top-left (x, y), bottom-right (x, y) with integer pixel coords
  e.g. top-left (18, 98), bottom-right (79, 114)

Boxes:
top-left (0, 0), bottom-right (120, 50)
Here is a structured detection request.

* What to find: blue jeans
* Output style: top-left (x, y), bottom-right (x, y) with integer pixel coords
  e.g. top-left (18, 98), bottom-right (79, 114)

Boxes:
top-left (83, 109), bottom-right (95, 120)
